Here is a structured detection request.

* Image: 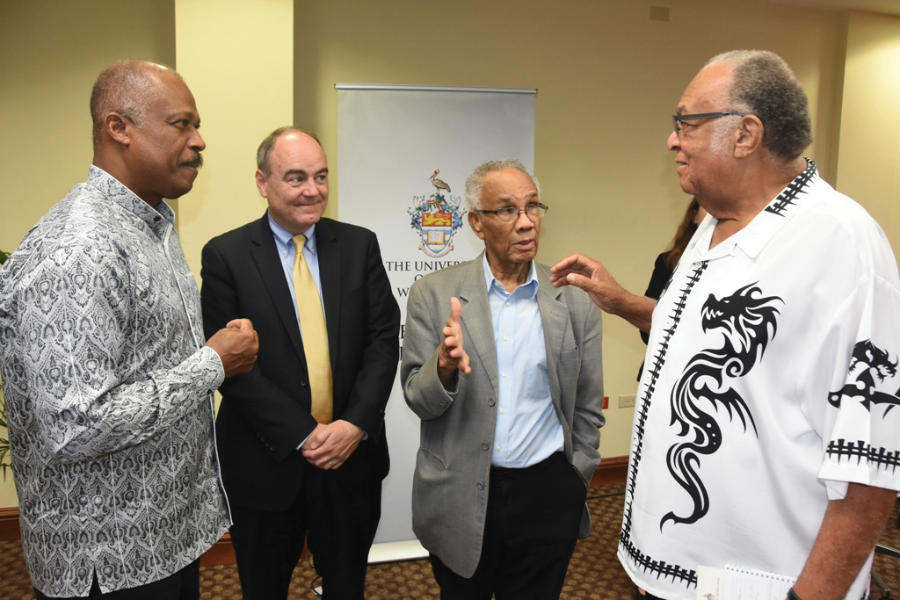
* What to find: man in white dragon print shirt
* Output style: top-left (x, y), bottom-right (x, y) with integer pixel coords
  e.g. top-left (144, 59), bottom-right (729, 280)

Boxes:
top-left (552, 50), bottom-right (900, 600)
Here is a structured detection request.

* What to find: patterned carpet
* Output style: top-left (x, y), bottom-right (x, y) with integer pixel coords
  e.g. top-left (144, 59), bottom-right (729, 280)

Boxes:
top-left (1, 484), bottom-right (898, 599)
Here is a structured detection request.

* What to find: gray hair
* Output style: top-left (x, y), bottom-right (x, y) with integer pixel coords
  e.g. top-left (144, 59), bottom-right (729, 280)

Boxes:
top-left (90, 60), bottom-right (178, 150)
top-left (706, 49), bottom-right (812, 161)
top-left (256, 126), bottom-right (322, 176)
top-left (464, 159), bottom-right (541, 210)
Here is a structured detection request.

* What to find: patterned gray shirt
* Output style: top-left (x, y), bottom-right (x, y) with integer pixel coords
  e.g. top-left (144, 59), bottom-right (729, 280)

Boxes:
top-left (0, 166), bottom-right (229, 596)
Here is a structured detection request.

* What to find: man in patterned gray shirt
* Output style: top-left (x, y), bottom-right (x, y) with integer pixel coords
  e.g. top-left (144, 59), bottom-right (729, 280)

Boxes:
top-left (0, 60), bottom-right (258, 599)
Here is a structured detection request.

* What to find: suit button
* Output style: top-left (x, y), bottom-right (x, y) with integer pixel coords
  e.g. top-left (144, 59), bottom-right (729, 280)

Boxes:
top-left (300, 381), bottom-right (308, 387)
top-left (481, 443), bottom-right (489, 451)
top-left (476, 482), bottom-right (485, 490)
top-left (487, 398), bottom-right (495, 407)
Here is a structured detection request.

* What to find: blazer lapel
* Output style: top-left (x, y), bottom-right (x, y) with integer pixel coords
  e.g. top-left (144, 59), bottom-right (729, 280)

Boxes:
top-left (536, 265), bottom-right (567, 406)
top-left (314, 219), bottom-right (341, 367)
top-left (249, 214), bottom-right (305, 364)
top-left (458, 255), bottom-right (499, 396)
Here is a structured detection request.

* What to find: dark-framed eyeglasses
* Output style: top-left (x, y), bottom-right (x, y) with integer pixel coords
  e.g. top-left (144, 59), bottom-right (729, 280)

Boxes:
top-left (474, 202), bottom-right (549, 223)
top-left (672, 111), bottom-right (747, 134)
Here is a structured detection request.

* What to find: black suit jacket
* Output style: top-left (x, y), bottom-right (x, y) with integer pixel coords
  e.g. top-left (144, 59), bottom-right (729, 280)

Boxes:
top-left (200, 214), bottom-right (400, 511)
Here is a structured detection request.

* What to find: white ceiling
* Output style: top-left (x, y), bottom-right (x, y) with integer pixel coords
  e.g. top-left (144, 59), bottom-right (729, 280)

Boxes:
top-left (767, 0), bottom-right (900, 17)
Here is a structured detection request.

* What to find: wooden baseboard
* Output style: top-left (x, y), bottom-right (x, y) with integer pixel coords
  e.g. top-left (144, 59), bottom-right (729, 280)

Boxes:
top-left (0, 506), bottom-right (20, 541)
top-left (591, 455), bottom-right (628, 486)
top-left (0, 454), bottom-right (631, 565)
top-left (199, 533), bottom-right (236, 566)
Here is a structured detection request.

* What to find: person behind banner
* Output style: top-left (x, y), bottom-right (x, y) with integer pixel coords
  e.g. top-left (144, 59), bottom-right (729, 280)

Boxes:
top-left (200, 127), bottom-right (400, 600)
top-left (401, 159), bottom-right (605, 599)
top-left (0, 60), bottom-right (259, 600)
top-left (551, 50), bottom-right (900, 600)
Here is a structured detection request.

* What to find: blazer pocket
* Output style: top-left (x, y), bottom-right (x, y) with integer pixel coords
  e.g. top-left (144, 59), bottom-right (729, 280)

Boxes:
top-left (412, 447), bottom-right (456, 537)
top-left (414, 446), bottom-right (449, 480)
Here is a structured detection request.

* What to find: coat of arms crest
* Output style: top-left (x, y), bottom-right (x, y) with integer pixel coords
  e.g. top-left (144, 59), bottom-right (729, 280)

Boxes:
top-left (408, 169), bottom-right (466, 258)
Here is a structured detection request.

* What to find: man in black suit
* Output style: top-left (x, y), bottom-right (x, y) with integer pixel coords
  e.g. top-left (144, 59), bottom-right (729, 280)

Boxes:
top-left (200, 127), bottom-right (400, 600)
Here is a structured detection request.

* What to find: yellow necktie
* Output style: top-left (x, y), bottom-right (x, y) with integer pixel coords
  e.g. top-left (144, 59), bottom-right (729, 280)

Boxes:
top-left (292, 234), bottom-right (333, 424)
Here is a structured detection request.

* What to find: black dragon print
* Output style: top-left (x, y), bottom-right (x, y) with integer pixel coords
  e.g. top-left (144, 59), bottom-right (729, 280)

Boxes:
top-left (828, 340), bottom-right (900, 415)
top-left (661, 283), bottom-right (782, 528)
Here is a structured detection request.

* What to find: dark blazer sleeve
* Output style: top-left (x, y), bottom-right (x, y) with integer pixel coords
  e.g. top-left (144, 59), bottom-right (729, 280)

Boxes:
top-left (201, 229), bottom-right (319, 462)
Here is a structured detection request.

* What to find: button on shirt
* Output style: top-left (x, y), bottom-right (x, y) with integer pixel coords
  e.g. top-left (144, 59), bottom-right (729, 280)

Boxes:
top-left (484, 255), bottom-right (564, 467)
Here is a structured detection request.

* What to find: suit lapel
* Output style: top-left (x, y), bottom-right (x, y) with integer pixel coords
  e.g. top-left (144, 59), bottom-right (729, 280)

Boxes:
top-left (249, 214), bottom-right (305, 364)
top-left (536, 265), bottom-right (567, 406)
top-left (314, 219), bottom-right (341, 367)
top-left (458, 255), bottom-right (499, 397)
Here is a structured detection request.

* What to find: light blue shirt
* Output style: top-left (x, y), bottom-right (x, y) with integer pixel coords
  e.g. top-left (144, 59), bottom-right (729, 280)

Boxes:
top-left (483, 255), bottom-right (564, 468)
top-left (267, 214), bottom-right (325, 331)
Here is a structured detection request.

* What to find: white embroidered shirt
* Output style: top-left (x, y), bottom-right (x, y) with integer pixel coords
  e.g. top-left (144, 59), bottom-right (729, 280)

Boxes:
top-left (0, 166), bottom-right (229, 596)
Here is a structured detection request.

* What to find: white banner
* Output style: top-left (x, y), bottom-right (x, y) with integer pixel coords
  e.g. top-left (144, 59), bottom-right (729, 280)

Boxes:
top-left (337, 85), bottom-right (535, 558)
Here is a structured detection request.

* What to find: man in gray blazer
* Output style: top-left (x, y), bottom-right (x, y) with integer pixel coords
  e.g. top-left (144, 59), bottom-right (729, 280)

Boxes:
top-left (401, 159), bottom-right (605, 599)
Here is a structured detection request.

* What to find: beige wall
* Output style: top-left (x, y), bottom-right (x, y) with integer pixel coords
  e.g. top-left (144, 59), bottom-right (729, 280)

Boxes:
top-left (0, 0), bottom-right (175, 252)
top-left (0, 0), bottom-right (176, 507)
top-left (1, 0), bottom-right (898, 507)
top-left (837, 11), bottom-right (900, 252)
top-left (174, 0), bottom-right (294, 277)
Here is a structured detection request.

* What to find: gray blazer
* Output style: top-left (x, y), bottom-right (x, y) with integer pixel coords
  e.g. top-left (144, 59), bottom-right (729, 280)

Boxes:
top-left (401, 255), bottom-right (605, 578)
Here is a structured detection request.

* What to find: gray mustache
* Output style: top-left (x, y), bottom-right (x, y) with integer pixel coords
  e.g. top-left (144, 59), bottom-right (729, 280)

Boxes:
top-left (182, 154), bottom-right (203, 169)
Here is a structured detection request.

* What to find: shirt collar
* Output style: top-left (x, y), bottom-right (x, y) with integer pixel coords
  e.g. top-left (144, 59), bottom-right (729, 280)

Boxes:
top-left (482, 253), bottom-right (539, 298)
top-left (689, 159), bottom-right (818, 263)
top-left (87, 165), bottom-right (175, 237)
top-left (267, 213), bottom-right (317, 254)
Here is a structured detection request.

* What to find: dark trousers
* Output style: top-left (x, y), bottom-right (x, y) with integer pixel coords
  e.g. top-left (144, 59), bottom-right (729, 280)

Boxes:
top-left (34, 560), bottom-right (198, 600)
top-left (430, 452), bottom-right (587, 600)
top-left (229, 466), bottom-right (382, 600)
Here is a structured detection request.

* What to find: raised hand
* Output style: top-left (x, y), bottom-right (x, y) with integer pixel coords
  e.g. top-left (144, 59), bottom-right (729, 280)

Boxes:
top-left (437, 296), bottom-right (471, 386)
top-left (550, 253), bottom-right (624, 312)
top-left (550, 253), bottom-right (655, 332)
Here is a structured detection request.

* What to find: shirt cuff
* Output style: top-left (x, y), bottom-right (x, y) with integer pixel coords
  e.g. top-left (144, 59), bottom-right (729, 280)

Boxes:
top-left (198, 345), bottom-right (226, 391)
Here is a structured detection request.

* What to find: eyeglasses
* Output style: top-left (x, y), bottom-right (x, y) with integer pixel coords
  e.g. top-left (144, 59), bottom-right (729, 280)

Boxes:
top-left (672, 111), bottom-right (747, 134)
top-left (474, 202), bottom-right (548, 223)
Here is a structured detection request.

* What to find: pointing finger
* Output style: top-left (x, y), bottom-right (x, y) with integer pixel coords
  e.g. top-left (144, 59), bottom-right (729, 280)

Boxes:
top-left (448, 296), bottom-right (463, 324)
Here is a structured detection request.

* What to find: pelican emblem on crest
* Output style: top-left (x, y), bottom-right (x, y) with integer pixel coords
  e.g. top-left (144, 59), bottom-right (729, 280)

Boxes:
top-left (408, 169), bottom-right (466, 258)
